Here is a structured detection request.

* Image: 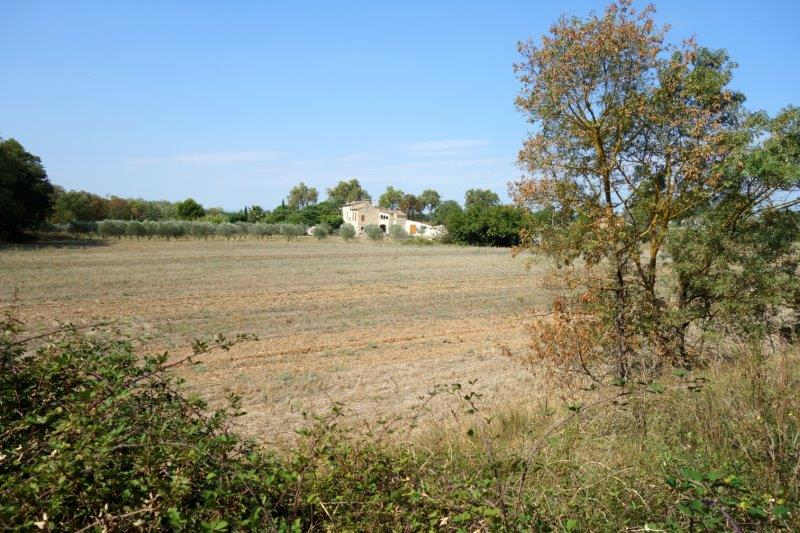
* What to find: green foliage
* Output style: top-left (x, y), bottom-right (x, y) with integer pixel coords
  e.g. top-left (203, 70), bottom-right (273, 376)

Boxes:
top-left (0, 138), bottom-right (54, 239)
top-left (464, 188), bottom-right (500, 209)
top-left (279, 223), bottom-right (305, 241)
top-left (125, 220), bottom-right (147, 239)
top-left (2, 317), bottom-right (797, 531)
top-left (419, 189), bottom-right (441, 215)
top-left (98, 220), bottom-right (126, 239)
top-left (339, 223), bottom-right (356, 241)
top-left (51, 189), bottom-right (109, 223)
top-left (513, 0), bottom-right (800, 376)
top-left (287, 182), bottom-right (318, 210)
top-left (312, 223), bottom-right (330, 240)
top-left (378, 186), bottom-right (404, 210)
top-left (326, 179), bottom-right (371, 207)
top-left (0, 318), bottom-right (294, 532)
top-left (364, 224), bottom-right (384, 241)
top-left (176, 198), bottom-right (206, 220)
top-left (432, 200), bottom-right (463, 226)
top-left (448, 204), bottom-right (526, 247)
top-left (67, 220), bottom-right (98, 235)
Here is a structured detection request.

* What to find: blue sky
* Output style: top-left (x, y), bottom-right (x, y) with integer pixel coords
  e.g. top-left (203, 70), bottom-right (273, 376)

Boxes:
top-left (2, 1), bottom-right (798, 210)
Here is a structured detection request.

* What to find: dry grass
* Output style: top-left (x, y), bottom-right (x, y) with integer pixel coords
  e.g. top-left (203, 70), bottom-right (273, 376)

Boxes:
top-left (0, 237), bottom-right (553, 442)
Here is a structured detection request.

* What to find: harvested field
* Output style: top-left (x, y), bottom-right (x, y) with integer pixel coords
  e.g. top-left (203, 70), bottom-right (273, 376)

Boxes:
top-left (0, 238), bottom-right (552, 442)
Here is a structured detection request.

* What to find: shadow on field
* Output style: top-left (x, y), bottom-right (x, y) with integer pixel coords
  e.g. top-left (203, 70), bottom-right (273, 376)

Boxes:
top-left (0, 234), bottom-right (110, 250)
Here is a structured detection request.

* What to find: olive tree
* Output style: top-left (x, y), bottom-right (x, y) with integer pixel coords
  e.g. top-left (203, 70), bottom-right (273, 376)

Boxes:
top-left (339, 223), bottom-right (356, 241)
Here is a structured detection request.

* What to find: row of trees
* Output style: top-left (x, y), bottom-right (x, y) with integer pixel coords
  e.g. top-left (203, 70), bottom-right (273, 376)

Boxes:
top-left (62, 220), bottom-right (307, 240)
top-left (2, 133), bottom-right (527, 246)
top-left (48, 179), bottom-right (527, 246)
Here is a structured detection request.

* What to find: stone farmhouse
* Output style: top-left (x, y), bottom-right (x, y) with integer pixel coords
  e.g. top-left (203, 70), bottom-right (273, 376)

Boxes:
top-left (341, 200), bottom-right (444, 238)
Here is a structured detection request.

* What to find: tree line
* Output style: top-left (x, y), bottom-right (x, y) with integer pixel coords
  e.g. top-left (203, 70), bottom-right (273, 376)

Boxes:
top-left (1, 146), bottom-right (531, 246)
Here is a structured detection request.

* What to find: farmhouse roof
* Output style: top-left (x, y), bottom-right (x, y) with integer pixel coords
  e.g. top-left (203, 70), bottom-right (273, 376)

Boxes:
top-left (343, 201), bottom-right (407, 217)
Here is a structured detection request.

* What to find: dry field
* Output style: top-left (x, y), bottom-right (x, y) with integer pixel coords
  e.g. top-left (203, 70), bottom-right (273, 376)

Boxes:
top-left (0, 238), bottom-right (553, 442)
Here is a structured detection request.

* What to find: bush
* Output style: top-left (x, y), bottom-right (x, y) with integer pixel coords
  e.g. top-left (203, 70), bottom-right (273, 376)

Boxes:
top-left (279, 223), bottom-right (305, 241)
top-left (68, 220), bottom-right (98, 235)
top-left (143, 220), bottom-right (159, 239)
top-left (364, 224), bottom-right (383, 241)
top-left (0, 319), bottom-right (294, 531)
top-left (98, 220), bottom-right (125, 239)
top-left (190, 221), bottom-right (213, 239)
top-left (215, 222), bottom-right (237, 239)
top-left (388, 224), bottom-right (408, 241)
top-left (312, 223), bottom-right (330, 240)
top-left (339, 223), bottom-right (356, 241)
top-left (125, 220), bottom-right (146, 239)
top-left (1, 316), bottom-right (798, 531)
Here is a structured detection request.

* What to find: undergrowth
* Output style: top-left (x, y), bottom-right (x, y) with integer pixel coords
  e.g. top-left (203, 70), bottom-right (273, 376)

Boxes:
top-left (1, 317), bottom-right (797, 531)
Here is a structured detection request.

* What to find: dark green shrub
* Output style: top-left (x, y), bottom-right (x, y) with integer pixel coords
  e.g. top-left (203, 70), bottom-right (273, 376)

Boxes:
top-left (0, 320), bottom-right (297, 531)
top-left (68, 220), bottom-right (98, 235)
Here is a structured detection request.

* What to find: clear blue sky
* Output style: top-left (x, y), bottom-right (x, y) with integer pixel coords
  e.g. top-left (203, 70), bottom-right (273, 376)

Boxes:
top-left (2, 1), bottom-right (798, 210)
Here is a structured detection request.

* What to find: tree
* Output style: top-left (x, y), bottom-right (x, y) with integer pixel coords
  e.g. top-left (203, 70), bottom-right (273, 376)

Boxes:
top-left (448, 204), bottom-right (525, 247)
top-left (399, 193), bottom-right (424, 219)
top-left (364, 224), bottom-right (384, 241)
top-left (512, 1), bottom-right (799, 379)
top-left (327, 179), bottom-right (371, 206)
top-left (0, 138), bottom-right (54, 239)
top-left (107, 196), bottom-right (132, 220)
top-left (246, 205), bottom-right (267, 222)
top-left (312, 223), bottom-right (330, 240)
top-left (432, 200), bottom-right (463, 227)
top-left (464, 189), bottom-right (500, 209)
top-left (51, 189), bottom-right (108, 223)
top-left (176, 198), bottom-right (205, 220)
top-left (378, 186), bottom-right (404, 210)
top-left (419, 189), bottom-right (441, 214)
top-left (339, 223), bottom-right (356, 241)
top-left (288, 182), bottom-right (318, 209)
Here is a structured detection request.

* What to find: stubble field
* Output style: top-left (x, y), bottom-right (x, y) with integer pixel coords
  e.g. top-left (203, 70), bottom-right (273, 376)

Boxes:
top-left (1, 238), bottom-right (552, 442)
